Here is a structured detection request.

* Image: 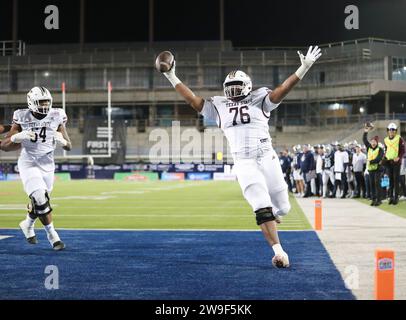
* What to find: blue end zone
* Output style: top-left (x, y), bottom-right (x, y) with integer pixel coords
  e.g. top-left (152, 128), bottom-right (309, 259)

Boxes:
top-left (0, 229), bottom-right (354, 300)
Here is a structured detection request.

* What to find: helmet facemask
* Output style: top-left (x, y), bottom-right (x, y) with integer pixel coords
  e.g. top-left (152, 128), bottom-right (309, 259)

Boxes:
top-left (224, 81), bottom-right (247, 101)
top-left (223, 71), bottom-right (252, 101)
top-left (35, 99), bottom-right (52, 115)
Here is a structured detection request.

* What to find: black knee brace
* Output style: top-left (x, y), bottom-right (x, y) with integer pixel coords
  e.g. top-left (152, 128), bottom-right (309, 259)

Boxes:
top-left (27, 205), bottom-right (37, 219)
top-left (255, 207), bottom-right (276, 225)
top-left (29, 191), bottom-right (52, 216)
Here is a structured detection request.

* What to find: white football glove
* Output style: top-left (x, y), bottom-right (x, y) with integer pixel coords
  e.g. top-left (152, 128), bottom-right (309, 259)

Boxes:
top-left (295, 45), bottom-right (322, 79)
top-left (54, 131), bottom-right (67, 147)
top-left (10, 130), bottom-right (36, 143)
top-left (163, 60), bottom-right (181, 88)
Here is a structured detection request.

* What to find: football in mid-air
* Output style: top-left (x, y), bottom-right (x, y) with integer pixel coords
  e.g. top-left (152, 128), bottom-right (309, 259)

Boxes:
top-left (155, 51), bottom-right (175, 73)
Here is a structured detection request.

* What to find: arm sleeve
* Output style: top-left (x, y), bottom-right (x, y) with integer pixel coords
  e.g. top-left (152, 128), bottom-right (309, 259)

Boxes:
top-left (262, 90), bottom-right (281, 113)
top-left (200, 98), bottom-right (218, 123)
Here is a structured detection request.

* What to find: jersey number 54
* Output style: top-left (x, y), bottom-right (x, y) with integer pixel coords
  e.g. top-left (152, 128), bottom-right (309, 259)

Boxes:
top-left (30, 127), bottom-right (47, 143)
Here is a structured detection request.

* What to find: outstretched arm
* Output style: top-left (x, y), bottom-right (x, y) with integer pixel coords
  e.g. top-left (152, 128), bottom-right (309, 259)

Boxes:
top-left (162, 62), bottom-right (204, 112)
top-left (363, 126), bottom-right (372, 149)
top-left (269, 46), bottom-right (322, 104)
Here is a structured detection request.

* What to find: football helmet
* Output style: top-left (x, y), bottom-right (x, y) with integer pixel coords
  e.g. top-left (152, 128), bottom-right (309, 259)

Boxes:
top-left (223, 70), bottom-right (252, 101)
top-left (27, 86), bottom-right (53, 115)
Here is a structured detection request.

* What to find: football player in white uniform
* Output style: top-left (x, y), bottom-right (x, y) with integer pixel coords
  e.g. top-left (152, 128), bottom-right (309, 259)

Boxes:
top-left (1, 87), bottom-right (72, 250)
top-left (160, 46), bottom-right (321, 268)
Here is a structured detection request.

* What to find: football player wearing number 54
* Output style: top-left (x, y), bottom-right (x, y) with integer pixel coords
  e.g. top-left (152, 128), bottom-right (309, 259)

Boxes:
top-left (1, 86), bottom-right (72, 251)
top-left (158, 46), bottom-right (322, 268)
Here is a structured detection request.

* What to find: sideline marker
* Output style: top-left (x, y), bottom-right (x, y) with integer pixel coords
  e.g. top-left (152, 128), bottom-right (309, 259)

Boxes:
top-left (314, 199), bottom-right (322, 230)
top-left (375, 249), bottom-right (395, 300)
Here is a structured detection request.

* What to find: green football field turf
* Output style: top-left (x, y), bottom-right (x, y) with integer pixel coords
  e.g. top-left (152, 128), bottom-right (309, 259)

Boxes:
top-left (0, 180), bottom-right (311, 230)
top-left (356, 198), bottom-right (406, 219)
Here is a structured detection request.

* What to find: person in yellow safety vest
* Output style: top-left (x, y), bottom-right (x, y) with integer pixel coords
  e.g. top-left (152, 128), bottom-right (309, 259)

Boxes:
top-left (363, 124), bottom-right (384, 206)
top-left (383, 122), bottom-right (405, 205)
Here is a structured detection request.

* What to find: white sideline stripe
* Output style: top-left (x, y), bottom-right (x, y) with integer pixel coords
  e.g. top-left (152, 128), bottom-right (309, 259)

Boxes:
top-left (0, 227), bottom-right (311, 232)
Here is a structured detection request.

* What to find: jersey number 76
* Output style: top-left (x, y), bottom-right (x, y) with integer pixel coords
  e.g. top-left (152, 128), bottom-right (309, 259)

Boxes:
top-left (229, 106), bottom-right (251, 126)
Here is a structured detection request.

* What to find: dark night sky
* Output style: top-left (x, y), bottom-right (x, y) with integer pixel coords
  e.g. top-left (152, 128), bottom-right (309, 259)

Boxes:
top-left (0, 0), bottom-right (405, 46)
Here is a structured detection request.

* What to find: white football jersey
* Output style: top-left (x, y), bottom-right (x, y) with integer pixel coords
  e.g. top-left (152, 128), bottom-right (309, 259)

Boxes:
top-left (334, 150), bottom-right (349, 173)
top-left (201, 87), bottom-right (280, 159)
top-left (13, 108), bottom-right (67, 169)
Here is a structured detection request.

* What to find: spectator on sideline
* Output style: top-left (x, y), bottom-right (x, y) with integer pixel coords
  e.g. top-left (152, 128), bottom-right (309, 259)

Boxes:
top-left (315, 145), bottom-right (324, 197)
top-left (400, 152), bottom-right (406, 200)
top-left (333, 144), bottom-right (349, 198)
top-left (279, 149), bottom-right (293, 192)
top-left (301, 144), bottom-right (315, 198)
top-left (352, 144), bottom-right (367, 198)
top-left (293, 145), bottom-right (305, 197)
top-left (382, 123), bottom-right (405, 205)
top-left (363, 125), bottom-right (384, 206)
top-left (322, 145), bottom-right (335, 198)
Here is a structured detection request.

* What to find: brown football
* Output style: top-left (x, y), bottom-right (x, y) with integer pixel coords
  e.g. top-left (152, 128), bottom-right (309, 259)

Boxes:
top-left (155, 51), bottom-right (174, 73)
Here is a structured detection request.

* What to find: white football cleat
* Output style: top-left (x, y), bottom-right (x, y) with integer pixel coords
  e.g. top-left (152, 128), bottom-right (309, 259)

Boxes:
top-left (19, 220), bottom-right (38, 244)
top-left (272, 252), bottom-right (290, 268)
top-left (47, 232), bottom-right (65, 251)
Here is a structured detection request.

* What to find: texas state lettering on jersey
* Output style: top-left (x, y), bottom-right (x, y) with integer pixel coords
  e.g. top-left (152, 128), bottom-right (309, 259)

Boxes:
top-left (13, 108), bottom-right (67, 158)
top-left (200, 87), bottom-right (280, 158)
